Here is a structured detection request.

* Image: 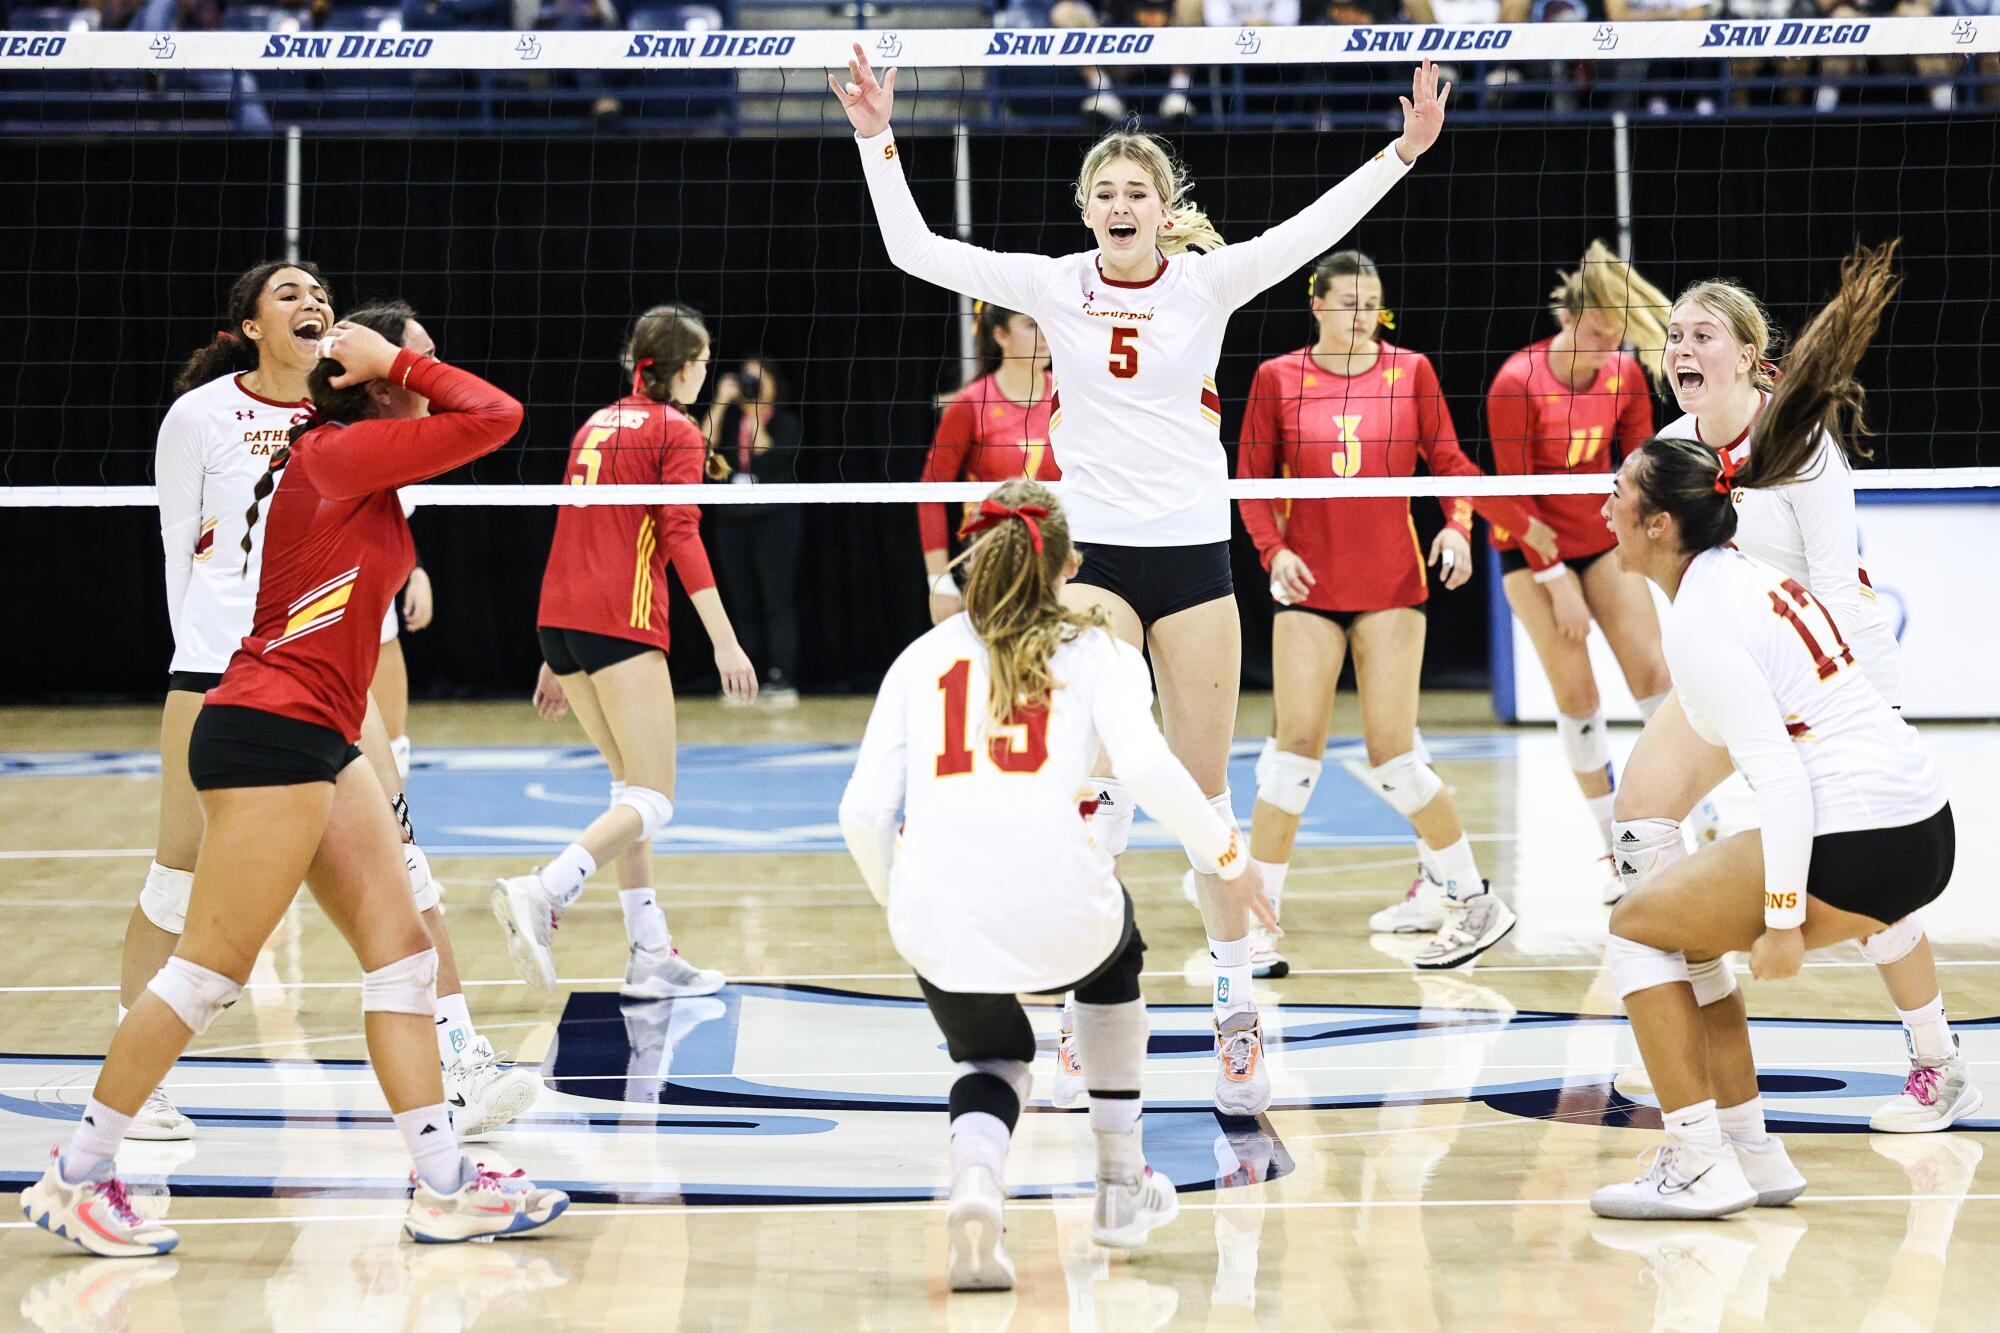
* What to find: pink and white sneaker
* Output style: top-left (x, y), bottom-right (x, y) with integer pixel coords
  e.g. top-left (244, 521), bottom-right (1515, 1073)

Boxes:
top-left (1870, 1052), bottom-right (1983, 1133)
top-left (22, 1148), bottom-right (179, 1257)
top-left (404, 1159), bottom-right (570, 1244)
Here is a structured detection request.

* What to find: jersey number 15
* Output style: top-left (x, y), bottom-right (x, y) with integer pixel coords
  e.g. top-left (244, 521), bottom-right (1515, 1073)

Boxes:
top-left (936, 658), bottom-right (1050, 776)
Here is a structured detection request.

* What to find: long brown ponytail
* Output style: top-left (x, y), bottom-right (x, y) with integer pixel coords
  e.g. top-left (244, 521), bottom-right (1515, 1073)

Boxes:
top-left (175, 259), bottom-right (331, 396)
top-left (1733, 239), bottom-right (1899, 490)
top-left (240, 300), bottom-right (415, 574)
top-left (951, 479), bottom-right (1106, 728)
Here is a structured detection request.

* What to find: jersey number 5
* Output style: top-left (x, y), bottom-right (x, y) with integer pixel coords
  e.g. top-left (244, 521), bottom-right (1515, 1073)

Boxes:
top-left (936, 659), bottom-right (1050, 776)
top-left (1768, 577), bottom-right (1855, 681)
top-left (1108, 326), bottom-right (1140, 380)
top-left (569, 425), bottom-right (613, 487)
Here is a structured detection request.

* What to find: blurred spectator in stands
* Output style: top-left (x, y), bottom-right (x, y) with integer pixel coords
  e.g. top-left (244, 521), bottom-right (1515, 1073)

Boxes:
top-left (1809, 0), bottom-right (1957, 110)
top-left (702, 357), bottom-right (805, 709)
top-left (403, 0), bottom-right (508, 29)
top-left (1942, 0), bottom-right (1999, 104)
top-left (1604, 0), bottom-right (1720, 115)
top-left (1404, 0), bottom-right (1529, 106)
top-left (82, 0), bottom-right (145, 27)
top-left (992, 0), bottom-right (1130, 123)
top-left (1718, 0), bottom-right (1809, 108)
top-left (541, 0), bottom-right (622, 117)
top-left (1530, 0), bottom-right (1591, 112)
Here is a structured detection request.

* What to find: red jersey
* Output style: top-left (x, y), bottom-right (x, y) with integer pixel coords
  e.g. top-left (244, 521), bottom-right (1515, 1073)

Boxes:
top-left (1237, 344), bottom-right (1536, 612)
top-left (536, 394), bottom-right (716, 653)
top-left (1486, 339), bottom-right (1653, 567)
top-left (916, 371), bottom-right (1060, 554)
top-left (207, 351), bottom-right (520, 741)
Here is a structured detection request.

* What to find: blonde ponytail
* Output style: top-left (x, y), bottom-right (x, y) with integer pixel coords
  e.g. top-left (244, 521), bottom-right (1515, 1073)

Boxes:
top-left (1552, 240), bottom-right (1673, 392)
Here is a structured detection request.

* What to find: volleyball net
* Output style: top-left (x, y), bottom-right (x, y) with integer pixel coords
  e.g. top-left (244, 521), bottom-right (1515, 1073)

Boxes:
top-left (2, 17), bottom-right (1998, 507)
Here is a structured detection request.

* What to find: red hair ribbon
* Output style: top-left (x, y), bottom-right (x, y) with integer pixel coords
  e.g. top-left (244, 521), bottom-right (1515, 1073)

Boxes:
top-left (632, 356), bottom-right (656, 396)
top-left (1713, 446), bottom-right (1740, 495)
top-left (959, 498), bottom-right (1049, 554)
top-left (216, 329), bottom-right (240, 345)
top-left (1757, 357), bottom-right (1782, 383)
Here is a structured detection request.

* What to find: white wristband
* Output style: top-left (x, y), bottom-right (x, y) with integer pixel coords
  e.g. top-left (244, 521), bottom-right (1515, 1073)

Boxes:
top-left (1763, 891), bottom-right (1806, 932)
top-left (1531, 562), bottom-right (1570, 585)
top-left (928, 572), bottom-right (959, 597)
top-left (1214, 829), bottom-right (1247, 881)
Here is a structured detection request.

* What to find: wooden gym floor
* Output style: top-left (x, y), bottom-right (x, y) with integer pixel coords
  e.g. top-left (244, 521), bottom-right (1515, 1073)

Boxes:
top-left (2, 694), bottom-right (1997, 1332)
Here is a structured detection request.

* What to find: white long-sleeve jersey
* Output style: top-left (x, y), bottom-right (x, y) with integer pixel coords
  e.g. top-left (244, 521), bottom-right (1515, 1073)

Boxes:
top-left (1657, 402), bottom-right (1900, 704)
top-left (1663, 547), bottom-right (1944, 930)
top-left (857, 127), bottom-right (1412, 546)
top-left (155, 373), bottom-right (302, 674)
top-left (839, 615), bottom-right (1242, 993)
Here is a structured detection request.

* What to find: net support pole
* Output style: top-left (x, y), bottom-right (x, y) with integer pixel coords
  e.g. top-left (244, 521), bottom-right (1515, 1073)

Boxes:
top-left (953, 121), bottom-right (977, 388)
top-left (284, 125), bottom-right (303, 264)
top-left (1612, 110), bottom-right (1632, 263)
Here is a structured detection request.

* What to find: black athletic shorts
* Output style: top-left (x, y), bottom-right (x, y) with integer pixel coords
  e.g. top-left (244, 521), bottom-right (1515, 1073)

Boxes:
top-left (1275, 602), bottom-right (1426, 632)
top-left (1498, 546), bottom-right (1613, 579)
top-left (538, 626), bottom-right (657, 677)
top-left (1071, 540), bottom-right (1233, 630)
top-left (167, 670), bottom-right (224, 695)
top-left (188, 704), bottom-right (361, 790)
top-left (1807, 803), bottom-right (1956, 926)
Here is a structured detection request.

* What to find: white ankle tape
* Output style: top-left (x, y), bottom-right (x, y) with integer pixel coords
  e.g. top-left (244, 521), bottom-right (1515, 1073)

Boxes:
top-left (1687, 955), bottom-right (1737, 1007)
top-left (139, 861), bottom-right (193, 934)
top-left (146, 956), bottom-right (241, 1035)
top-left (1256, 750), bottom-right (1322, 816)
top-left (1612, 818), bottom-right (1687, 898)
top-left (1558, 710), bottom-right (1611, 774)
top-left (404, 842), bottom-right (441, 913)
top-left (955, 1058), bottom-right (1032, 1108)
top-left (1090, 777), bottom-right (1135, 857)
top-left (1859, 913), bottom-right (1925, 966)
top-left (1367, 752), bottom-right (1442, 818)
top-left (361, 948), bottom-right (438, 1016)
top-left (1188, 790), bottom-right (1239, 875)
top-left (1073, 999), bottom-right (1148, 1093)
top-left (614, 785), bottom-right (673, 841)
top-left (1606, 934), bottom-right (1689, 1000)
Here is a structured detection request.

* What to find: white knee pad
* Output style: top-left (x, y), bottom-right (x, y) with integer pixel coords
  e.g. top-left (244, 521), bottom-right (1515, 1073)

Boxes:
top-left (1606, 933), bottom-right (1690, 1000)
top-left (1090, 777), bottom-right (1135, 858)
top-left (405, 842), bottom-right (441, 914)
top-left (361, 947), bottom-right (439, 1016)
top-left (1188, 790), bottom-right (1240, 876)
top-left (146, 956), bottom-right (242, 1036)
top-left (1687, 955), bottom-right (1738, 1007)
top-left (1073, 999), bottom-right (1148, 1093)
top-left (1253, 737), bottom-right (1278, 790)
top-left (1859, 913), bottom-right (1925, 966)
top-left (139, 861), bottom-right (192, 934)
top-left (1558, 710), bottom-right (1612, 775)
top-left (1367, 752), bottom-right (1443, 819)
top-left (1256, 750), bottom-right (1322, 817)
top-left (1612, 818), bottom-right (1688, 898)
top-left (956, 1057), bottom-right (1033, 1109)
top-left (614, 785), bottom-right (673, 841)
top-left (1412, 728), bottom-right (1433, 766)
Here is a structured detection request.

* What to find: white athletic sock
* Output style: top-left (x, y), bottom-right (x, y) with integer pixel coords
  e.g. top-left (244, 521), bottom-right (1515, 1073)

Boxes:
top-left (1088, 1095), bottom-right (1142, 1138)
top-left (117, 1004), bottom-right (128, 1026)
top-left (62, 1099), bottom-right (133, 1181)
top-left (1663, 1099), bottom-right (1724, 1154)
top-left (1094, 1121), bottom-right (1146, 1182)
top-left (1414, 841), bottom-right (1444, 891)
top-left (1427, 835), bottom-right (1483, 901)
top-left (620, 888), bottom-right (671, 952)
top-left (1209, 935), bottom-right (1254, 1018)
top-left (537, 844), bottom-right (598, 912)
top-left (949, 1110), bottom-right (1011, 1178)
top-left (394, 1103), bottom-right (463, 1193)
top-left (434, 992), bottom-right (475, 1066)
top-left (1898, 993), bottom-right (1954, 1064)
top-left (1718, 1095), bottom-right (1769, 1148)
top-left (1252, 860), bottom-right (1288, 923)
top-left (1585, 793), bottom-right (1617, 855)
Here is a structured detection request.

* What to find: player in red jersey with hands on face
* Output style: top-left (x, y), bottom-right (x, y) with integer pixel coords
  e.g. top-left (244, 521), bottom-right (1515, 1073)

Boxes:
top-left (494, 303), bottom-right (754, 1002)
top-left (1488, 241), bottom-right (1674, 902)
top-left (1238, 249), bottom-right (1558, 974)
top-left (919, 301), bottom-right (1060, 623)
top-left (23, 305), bottom-right (570, 1256)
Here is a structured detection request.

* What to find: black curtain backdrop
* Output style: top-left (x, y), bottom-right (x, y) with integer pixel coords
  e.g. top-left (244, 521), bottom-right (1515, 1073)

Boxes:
top-left (2, 117), bottom-right (1992, 702)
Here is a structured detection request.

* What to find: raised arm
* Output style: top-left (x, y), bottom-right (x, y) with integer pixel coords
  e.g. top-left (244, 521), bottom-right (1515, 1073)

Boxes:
top-left (299, 346), bottom-right (521, 500)
top-left (833, 43), bottom-right (1049, 313)
top-left (1199, 61), bottom-right (1447, 312)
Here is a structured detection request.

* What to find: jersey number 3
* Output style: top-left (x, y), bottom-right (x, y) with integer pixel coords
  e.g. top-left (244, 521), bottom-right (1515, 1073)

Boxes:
top-left (936, 659), bottom-right (1050, 776)
top-left (1768, 577), bottom-right (1855, 681)
top-left (1108, 326), bottom-right (1140, 380)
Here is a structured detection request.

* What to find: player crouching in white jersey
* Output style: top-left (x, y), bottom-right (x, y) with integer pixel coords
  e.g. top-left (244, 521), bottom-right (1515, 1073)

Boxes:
top-left (840, 480), bottom-right (1274, 1292)
top-left (1590, 254), bottom-right (1955, 1221)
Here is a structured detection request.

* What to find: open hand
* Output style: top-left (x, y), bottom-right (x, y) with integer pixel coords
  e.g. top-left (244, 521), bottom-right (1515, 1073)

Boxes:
top-left (1393, 58), bottom-right (1451, 165)
top-left (531, 663), bottom-right (569, 722)
top-left (827, 41), bottom-right (896, 138)
top-left (716, 641), bottom-right (760, 705)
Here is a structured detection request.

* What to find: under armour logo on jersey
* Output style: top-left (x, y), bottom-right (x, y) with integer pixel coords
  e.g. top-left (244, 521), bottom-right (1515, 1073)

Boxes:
top-left (236, 410), bottom-right (255, 421)
top-left (1235, 28), bottom-right (1261, 55)
top-left (1592, 24), bottom-right (1617, 51)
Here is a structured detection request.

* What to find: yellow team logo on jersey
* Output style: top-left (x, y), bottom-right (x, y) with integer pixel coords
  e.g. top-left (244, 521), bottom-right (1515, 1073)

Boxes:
top-left (1606, 375), bottom-right (1622, 392)
top-left (1380, 368), bottom-right (1403, 387)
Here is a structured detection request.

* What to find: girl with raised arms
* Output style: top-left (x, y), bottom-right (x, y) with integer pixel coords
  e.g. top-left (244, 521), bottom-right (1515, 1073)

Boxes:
top-left (834, 44), bottom-right (1446, 1115)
